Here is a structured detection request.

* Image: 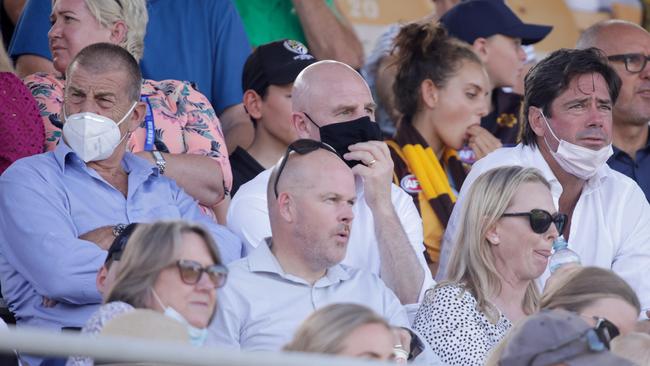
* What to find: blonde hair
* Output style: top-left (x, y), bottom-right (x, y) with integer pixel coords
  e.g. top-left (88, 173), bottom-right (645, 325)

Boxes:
top-left (612, 332), bottom-right (650, 365)
top-left (105, 220), bottom-right (222, 309)
top-left (52, 0), bottom-right (148, 61)
top-left (0, 37), bottom-right (14, 72)
top-left (540, 266), bottom-right (641, 314)
top-left (284, 303), bottom-right (391, 355)
top-left (445, 166), bottom-right (549, 323)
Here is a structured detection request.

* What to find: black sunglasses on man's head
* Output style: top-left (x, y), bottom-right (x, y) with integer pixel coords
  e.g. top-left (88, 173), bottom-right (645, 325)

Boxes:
top-left (273, 139), bottom-right (340, 198)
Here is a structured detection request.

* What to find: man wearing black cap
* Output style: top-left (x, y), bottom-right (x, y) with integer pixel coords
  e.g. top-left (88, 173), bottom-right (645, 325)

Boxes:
top-left (440, 0), bottom-right (552, 145)
top-left (229, 39), bottom-right (316, 196)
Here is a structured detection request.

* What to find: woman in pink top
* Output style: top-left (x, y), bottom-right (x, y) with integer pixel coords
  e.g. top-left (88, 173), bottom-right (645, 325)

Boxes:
top-left (24, 0), bottom-right (232, 219)
top-left (0, 40), bottom-right (44, 175)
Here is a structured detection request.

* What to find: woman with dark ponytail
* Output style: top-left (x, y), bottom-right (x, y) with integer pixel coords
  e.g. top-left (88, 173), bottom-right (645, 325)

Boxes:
top-left (386, 21), bottom-right (491, 274)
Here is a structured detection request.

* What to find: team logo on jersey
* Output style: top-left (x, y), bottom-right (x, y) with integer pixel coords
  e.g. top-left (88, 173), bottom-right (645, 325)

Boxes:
top-left (400, 175), bottom-right (421, 194)
top-left (283, 40), bottom-right (314, 60)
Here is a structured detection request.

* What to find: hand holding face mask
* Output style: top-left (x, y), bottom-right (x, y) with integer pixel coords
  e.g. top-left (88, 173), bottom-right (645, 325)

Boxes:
top-left (304, 113), bottom-right (383, 168)
top-left (62, 102), bottom-right (137, 162)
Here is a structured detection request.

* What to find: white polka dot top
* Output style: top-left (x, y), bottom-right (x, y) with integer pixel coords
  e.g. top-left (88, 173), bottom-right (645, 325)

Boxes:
top-left (412, 283), bottom-right (511, 366)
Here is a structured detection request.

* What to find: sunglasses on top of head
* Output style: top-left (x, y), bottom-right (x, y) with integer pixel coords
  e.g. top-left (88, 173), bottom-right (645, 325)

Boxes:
top-left (273, 139), bottom-right (340, 198)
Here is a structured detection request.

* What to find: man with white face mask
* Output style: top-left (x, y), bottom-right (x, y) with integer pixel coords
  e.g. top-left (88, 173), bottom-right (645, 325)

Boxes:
top-left (0, 43), bottom-right (242, 362)
top-left (437, 48), bottom-right (650, 316)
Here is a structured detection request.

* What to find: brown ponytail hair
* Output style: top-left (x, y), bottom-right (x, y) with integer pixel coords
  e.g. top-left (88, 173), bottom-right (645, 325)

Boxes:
top-left (392, 21), bottom-right (481, 124)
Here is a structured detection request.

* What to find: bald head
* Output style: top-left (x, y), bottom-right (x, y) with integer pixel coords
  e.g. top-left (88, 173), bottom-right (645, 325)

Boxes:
top-left (290, 61), bottom-right (376, 140)
top-left (577, 20), bottom-right (648, 52)
top-left (268, 148), bottom-right (353, 210)
top-left (267, 146), bottom-right (356, 275)
top-left (293, 61), bottom-right (369, 112)
top-left (577, 20), bottom-right (650, 127)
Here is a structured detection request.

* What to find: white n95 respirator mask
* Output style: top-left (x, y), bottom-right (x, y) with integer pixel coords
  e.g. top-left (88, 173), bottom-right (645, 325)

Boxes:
top-left (62, 102), bottom-right (137, 162)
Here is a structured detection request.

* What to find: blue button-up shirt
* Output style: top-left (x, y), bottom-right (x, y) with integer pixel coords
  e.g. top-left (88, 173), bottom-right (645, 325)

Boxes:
top-left (0, 143), bottom-right (242, 333)
top-left (608, 133), bottom-right (650, 202)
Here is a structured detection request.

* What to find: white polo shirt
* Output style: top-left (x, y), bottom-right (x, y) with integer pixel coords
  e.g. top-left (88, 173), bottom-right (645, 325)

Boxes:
top-left (227, 168), bottom-right (435, 317)
top-left (438, 144), bottom-right (650, 312)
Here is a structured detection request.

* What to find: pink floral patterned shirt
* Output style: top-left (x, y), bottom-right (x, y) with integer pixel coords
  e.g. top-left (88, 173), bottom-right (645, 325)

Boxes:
top-left (24, 73), bottom-right (233, 200)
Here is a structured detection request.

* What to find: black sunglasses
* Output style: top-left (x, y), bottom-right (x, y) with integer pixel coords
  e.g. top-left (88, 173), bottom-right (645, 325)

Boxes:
top-left (607, 53), bottom-right (650, 73)
top-left (273, 139), bottom-right (339, 198)
top-left (176, 259), bottom-right (228, 289)
top-left (591, 316), bottom-right (620, 349)
top-left (105, 223), bottom-right (140, 265)
top-left (502, 209), bottom-right (567, 234)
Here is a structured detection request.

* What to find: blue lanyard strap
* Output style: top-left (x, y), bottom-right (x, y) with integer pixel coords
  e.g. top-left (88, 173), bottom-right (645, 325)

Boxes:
top-left (141, 95), bottom-right (155, 151)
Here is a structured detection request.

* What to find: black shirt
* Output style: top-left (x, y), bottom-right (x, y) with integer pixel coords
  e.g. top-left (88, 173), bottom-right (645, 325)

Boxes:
top-left (229, 147), bottom-right (265, 197)
top-left (481, 88), bottom-right (523, 146)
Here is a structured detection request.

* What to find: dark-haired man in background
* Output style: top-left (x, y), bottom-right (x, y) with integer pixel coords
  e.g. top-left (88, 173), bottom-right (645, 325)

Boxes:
top-left (438, 47), bottom-right (650, 316)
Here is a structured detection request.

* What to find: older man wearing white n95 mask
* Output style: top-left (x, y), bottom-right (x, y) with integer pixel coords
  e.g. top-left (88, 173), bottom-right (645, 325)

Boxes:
top-left (0, 43), bottom-right (241, 365)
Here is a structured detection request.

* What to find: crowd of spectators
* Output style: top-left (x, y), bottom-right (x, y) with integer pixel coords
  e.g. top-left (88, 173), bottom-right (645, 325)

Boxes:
top-left (1, 0), bottom-right (650, 365)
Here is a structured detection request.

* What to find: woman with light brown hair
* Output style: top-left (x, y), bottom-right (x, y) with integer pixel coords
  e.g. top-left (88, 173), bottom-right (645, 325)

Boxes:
top-left (541, 266), bottom-right (641, 336)
top-left (69, 220), bottom-right (228, 365)
top-left (284, 303), bottom-right (396, 362)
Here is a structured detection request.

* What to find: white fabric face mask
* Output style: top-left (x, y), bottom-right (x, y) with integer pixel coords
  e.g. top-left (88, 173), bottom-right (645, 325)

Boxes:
top-left (62, 102), bottom-right (137, 162)
top-left (152, 289), bottom-right (209, 347)
top-left (540, 110), bottom-right (613, 180)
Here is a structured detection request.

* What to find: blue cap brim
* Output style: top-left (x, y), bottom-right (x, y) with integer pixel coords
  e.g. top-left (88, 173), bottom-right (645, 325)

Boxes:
top-left (502, 23), bottom-right (553, 45)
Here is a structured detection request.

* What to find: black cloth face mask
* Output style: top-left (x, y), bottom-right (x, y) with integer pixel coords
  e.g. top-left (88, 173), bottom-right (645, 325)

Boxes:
top-left (304, 113), bottom-right (382, 168)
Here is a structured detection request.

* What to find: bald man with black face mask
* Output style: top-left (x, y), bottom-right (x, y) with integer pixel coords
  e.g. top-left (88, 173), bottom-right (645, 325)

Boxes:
top-left (227, 60), bottom-right (434, 320)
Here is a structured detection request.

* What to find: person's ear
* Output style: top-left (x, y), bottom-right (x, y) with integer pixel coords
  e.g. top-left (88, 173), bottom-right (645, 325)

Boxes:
top-left (291, 112), bottom-right (314, 139)
top-left (472, 37), bottom-right (489, 63)
top-left (96, 265), bottom-right (109, 296)
top-left (277, 192), bottom-right (296, 222)
top-left (109, 20), bottom-right (128, 45)
top-left (485, 222), bottom-right (500, 245)
top-left (528, 106), bottom-right (546, 138)
top-left (243, 90), bottom-right (263, 120)
top-left (420, 79), bottom-right (439, 109)
top-left (129, 101), bottom-right (146, 133)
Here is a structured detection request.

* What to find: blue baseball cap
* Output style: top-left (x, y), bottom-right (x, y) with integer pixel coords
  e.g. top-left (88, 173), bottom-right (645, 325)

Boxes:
top-left (440, 0), bottom-right (552, 45)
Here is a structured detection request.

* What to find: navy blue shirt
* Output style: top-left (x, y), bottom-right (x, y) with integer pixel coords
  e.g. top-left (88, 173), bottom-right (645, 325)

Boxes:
top-left (608, 131), bottom-right (650, 201)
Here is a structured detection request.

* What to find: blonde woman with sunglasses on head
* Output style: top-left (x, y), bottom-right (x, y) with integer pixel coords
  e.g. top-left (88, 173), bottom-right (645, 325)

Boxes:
top-left (413, 166), bottom-right (566, 365)
top-left (68, 220), bottom-right (227, 366)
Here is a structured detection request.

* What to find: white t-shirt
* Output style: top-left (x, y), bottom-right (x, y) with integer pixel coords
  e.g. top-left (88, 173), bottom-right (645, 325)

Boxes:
top-left (227, 169), bottom-right (435, 316)
top-left (438, 144), bottom-right (650, 312)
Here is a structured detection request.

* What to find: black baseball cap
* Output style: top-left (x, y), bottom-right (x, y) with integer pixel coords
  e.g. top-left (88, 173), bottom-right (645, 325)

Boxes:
top-left (440, 0), bottom-right (552, 45)
top-left (242, 39), bottom-right (316, 95)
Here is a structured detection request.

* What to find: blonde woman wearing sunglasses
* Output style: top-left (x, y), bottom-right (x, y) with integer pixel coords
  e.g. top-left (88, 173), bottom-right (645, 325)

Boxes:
top-left (68, 220), bottom-right (227, 366)
top-left (413, 166), bottom-right (565, 366)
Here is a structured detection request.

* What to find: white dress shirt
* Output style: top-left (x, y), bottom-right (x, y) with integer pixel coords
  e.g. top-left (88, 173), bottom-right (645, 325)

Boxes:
top-left (227, 168), bottom-right (435, 316)
top-left (438, 144), bottom-right (650, 312)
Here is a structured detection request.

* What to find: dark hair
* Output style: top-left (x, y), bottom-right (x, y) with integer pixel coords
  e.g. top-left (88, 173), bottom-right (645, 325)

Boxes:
top-left (520, 47), bottom-right (621, 147)
top-left (392, 21), bottom-right (481, 124)
top-left (67, 42), bottom-right (143, 102)
top-left (105, 223), bottom-right (140, 268)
